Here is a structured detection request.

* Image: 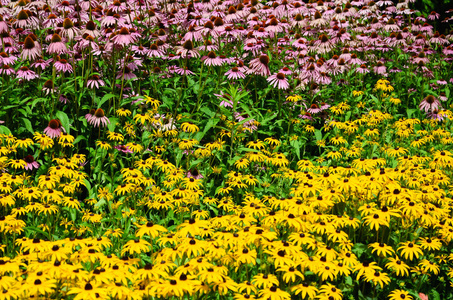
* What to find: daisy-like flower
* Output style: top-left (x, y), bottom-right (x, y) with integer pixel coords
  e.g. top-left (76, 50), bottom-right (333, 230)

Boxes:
top-left (114, 145), bottom-right (133, 153)
top-left (248, 54), bottom-right (271, 76)
top-left (176, 40), bottom-right (200, 58)
top-left (47, 33), bottom-right (68, 55)
top-left (112, 27), bottom-right (137, 46)
top-left (23, 155), bottom-right (39, 170)
top-left (202, 51), bottom-right (223, 66)
top-left (44, 119), bottom-right (65, 139)
top-left (87, 75), bottom-right (105, 89)
top-left (21, 35), bottom-right (41, 61)
top-left (16, 66), bottom-right (38, 81)
top-left (419, 95), bottom-right (440, 113)
top-left (397, 241), bottom-right (423, 261)
top-left (267, 72), bottom-right (289, 90)
top-left (54, 58), bottom-right (73, 73)
top-left (225, 67), bottom-right (246, 79)
top-left (89, 109), bottom-right (110, 127)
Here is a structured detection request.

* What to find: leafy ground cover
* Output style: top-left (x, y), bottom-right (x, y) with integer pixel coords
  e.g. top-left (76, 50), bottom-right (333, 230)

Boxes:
top-left (0, 0), bottom-right (453, 299)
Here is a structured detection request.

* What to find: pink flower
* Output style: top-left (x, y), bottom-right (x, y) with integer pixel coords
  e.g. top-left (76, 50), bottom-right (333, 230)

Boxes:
top-left (114, 145), bottom-right (133, 153)
top-left (267, 72), bottom-right (290, 90)
top-left (16, 66), bottom-right (38, 81)
top-left (201, 51), bottom-right (223, 66)
top-left (225, 67), bottom-right (245, 79)
top-left (87, 75), bottom-right (106, 89)
top-left (44, 119), bottom-right (65, 139)
top-left (47, 34), bottom-right (68, 55)
top-left (419, 293), bottom-right (428, 300)
top-left (419, 95), bottom-right (440, 113)
top-left (89, 109), bottom-right (110, 127)
top-left (54, 58), bottom-right (73, 73)
top-left (23, 155), bottom-right (39, 171)
top-left (21, 35), bottom-right (41, 61)
top-left (187, 168), bottom-right (203, 179)
top-left (248, 54), bottom-right (271, 76)
top-left (112, 27), bottom-right (137, 46)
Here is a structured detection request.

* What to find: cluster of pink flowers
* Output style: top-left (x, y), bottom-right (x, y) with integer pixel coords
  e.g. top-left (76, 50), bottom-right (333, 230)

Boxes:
top-left (0, 0), bottom-right (450, 121)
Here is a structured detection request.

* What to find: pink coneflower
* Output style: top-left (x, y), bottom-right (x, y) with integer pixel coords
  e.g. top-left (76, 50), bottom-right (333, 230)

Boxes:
top-left (187, 168), bottom-right (203, 179)
top-left (356, 64), bottom-right (370, 74)
top-left (43, 13), bottom-right (63, 28)
top-left (307, 104), bottom-right (322, 114)
top-left (115, 145), bottom-right (133, 153)
top-left (176, 40), bottom-right (200, 58)
top-left (267, 72), bottom-right (290, 90)
top-left (89, 108), bottom-right (110, 127)
top-left (77, 35), bottom-right (99, 51)
top-left (47, 34), bottom-right (68, 55)
top-left (21, 35), bottom-right (41, 61)
top-left (82, 20), bottom-right (100, 38)
top-left (0, 52), bottom-right (17, 65)
top-left (87, 75), bottom-right (105, 89)
top-left (16, 66), bottom-right (38, 81)
top-left (23, 155), bottom-right (39, 170)
top-left (132, 45), bottom-right (149, 56)
top-left (112, 27), bottom-right (137, 46)
top-left (428, 11), bottom-right (440, 20)
top-left (13, 10), bottom-right (39, 29)
top-left (419, 95), bottom-right (440, 113)
top-left (59, 95), bottom-right (70, 104)
top-left (0, 15), bottom-right (8, 33)
top-left (42, 80), bottom-right (57, 95)
top-left (0, 65), bottom-right (15, 76)
top-left (248, 54), bottom-right (271, 76)
top-left (31, 58), bottom-right (51, 71)
top-left (148, 43), bottom-right (165, 58)
top-left (174, 67), bottom-right (196, 76)
top-left (116, 67), bottom-right (137, 80)
top-left (310, 11), bottom-right (328, 28)
top-left (54, 58), bottom-right (73, 73)
top-left (373, 61), bottom-right (387, 75)
top-left (44, 119), bottom-right (64, 139)
top-left (225, 67), bottom-right (246, 79)
top-left (201, 51), bottom-right (223, 66)
top-left (60, 18), bottom-right (80, 41)
top-left (85, 108), bottom-right (95, 122)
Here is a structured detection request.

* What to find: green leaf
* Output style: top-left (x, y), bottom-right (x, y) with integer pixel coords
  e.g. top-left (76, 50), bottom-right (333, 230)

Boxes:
top-left (73, 135), bottom-right (86, 145)
top-left (94, 198), bottom-right (106, 210)
top-left (22, 118), bottom-right (34, 134)
top-left (314, 129), bottom-right (323, 141)
top-left (97, 93), bottom-right (115, 108)
top-left (430, 290), bottom-right (440, 300)
top-left (290, 139), bottom-right (301, 160)
top-left (107, 117), bottom-right (119, 132)
top-left (406, 108), bottom-right (417, 118)
top-left (0, 126), bottom-right (11, 135)
top-left (55, 111), bottom-right (71, 134)
top-left (200, 107), bottom-right (215, 118)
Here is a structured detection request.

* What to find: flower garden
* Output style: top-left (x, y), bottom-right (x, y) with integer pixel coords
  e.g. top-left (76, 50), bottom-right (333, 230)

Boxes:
top-left (1, 0), bottom-right (453, 299)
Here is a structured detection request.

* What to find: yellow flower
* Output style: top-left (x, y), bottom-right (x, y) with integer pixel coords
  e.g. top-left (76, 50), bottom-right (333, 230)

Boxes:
top-left (116, 107), bottom-right (131, 116)
top-left (397, 241), bottom-right (423, 261)
top-left (125, 142), bottom-right (144, 153)
top-left (133, 113), bottom-right (151, 124)
top-left (14, 138), bottom-right (34, 149)
top-left (326, 151), bottom-right (342, 160)
top-left (181, 122), bottom-right (199, 133)
top-left (96, 140), bottom-right (112, 150)
top-left (286, 95), bottom-right (302, 102)
top-left (352, 90), bottom-right (364, 97)
top-left (107, 131), bottom-right (124, 142)
top-left (389, 97), bottom-right (401, 105)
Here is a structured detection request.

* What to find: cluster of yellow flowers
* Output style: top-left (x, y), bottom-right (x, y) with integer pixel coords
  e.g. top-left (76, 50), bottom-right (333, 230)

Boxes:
top-left (1, 81), bottom-right (453, 300)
